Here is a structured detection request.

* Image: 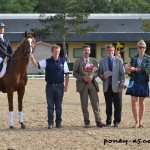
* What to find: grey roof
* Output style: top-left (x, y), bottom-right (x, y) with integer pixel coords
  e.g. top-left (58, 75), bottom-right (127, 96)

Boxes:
top-left (87, 19), bottom-right (143, 32)
top-left (5, 32), bottom-right (150, 42)
top-left (1, 14), bottom-right (150, 42)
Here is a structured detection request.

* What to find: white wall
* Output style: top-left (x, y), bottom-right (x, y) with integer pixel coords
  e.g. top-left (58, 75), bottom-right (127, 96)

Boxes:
top-left (28, 42), bottom-right (52, 74)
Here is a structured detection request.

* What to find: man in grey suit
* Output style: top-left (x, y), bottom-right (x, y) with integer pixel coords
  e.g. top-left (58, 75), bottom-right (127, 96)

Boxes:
top-left (73, 45), bottom-right (104, 128)
top-left (98, 44), bottom-right (125, 127)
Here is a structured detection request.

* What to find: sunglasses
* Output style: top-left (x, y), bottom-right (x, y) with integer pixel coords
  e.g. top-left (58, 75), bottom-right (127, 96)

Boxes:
top-left (138, 46), bottom-right (146, 49)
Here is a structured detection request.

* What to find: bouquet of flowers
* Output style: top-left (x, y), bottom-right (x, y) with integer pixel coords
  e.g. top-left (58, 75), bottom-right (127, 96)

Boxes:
top-left (83, 62), bottom-right (98, 80)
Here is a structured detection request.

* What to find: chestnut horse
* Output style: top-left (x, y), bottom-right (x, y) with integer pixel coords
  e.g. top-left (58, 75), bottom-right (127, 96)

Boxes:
top-left (0, 32), bottom-right (36, 129)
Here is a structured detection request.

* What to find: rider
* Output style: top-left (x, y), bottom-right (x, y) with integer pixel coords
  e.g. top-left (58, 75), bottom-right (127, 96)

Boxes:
top-left (0, 22), bottom-right (13, 66)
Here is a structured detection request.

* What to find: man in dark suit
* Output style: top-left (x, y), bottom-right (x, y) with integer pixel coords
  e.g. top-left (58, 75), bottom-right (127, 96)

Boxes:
top-left (98, 44), bottom-right (125, 128)
top-left (73, 45), bottom-right (104, 128)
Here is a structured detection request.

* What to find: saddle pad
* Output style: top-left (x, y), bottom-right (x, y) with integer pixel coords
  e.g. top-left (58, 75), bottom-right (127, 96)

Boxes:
top-left (0, 61), bottom-right (7, 78)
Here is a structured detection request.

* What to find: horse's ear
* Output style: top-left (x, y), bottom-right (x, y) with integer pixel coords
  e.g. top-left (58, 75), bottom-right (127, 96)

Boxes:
top-left (24, 31), bottom-right (28, 38)
top-left (33, 32), bottom-right (37, 38)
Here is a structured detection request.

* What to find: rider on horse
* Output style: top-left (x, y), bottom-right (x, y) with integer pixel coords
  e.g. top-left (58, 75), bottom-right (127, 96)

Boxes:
top-left (0, 22), bottom-right (13, 68)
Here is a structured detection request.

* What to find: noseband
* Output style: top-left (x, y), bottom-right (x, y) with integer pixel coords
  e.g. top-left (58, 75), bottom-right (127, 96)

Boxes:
top-left (24, 45), bottom-right (34, 56)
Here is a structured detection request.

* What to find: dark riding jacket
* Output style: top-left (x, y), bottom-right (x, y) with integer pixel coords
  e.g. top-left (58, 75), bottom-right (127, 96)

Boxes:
top-left (129, 54), bottom-right (150, 81)
top-left (0, 36), bottom-right (13, 59)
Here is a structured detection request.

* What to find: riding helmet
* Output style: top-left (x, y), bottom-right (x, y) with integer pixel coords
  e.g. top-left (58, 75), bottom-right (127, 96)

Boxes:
top-left (0, 22), bottom-right (5, 27)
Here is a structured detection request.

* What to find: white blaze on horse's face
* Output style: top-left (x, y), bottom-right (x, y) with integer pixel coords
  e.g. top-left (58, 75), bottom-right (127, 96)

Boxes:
top-left (28, 38), bottom-right (33, 54)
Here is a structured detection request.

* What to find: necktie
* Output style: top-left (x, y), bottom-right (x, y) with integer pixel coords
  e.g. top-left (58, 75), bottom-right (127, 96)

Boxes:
top-left (108, 58), bottom-right (112, 83)
top-left (85, 59), bottom-right (88, 64)
top-left (108, 58), bottom-right (112, 71)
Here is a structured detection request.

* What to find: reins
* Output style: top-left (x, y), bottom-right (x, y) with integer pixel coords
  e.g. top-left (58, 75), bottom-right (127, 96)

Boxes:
top-left (11, 51), bottom-right (28, 60)
top-left (10, 50), bottom-right (30, 60)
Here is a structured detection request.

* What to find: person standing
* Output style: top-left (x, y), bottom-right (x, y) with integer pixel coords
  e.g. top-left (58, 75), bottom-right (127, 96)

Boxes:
top-left (98, 44), bottom-right (125, 127)
top-left (30, 45), bottom-right (69, 129)
top-left (125, 40), bottom-right (150, 128)
top-left (73, 45), bottom-right (104, 128)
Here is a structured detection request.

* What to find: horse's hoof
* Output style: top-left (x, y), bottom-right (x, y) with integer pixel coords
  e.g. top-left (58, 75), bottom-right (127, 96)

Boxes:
top-left (9, 126), bottom-right (14, 129)
top-left (20, 122), bottom-right (26, 129)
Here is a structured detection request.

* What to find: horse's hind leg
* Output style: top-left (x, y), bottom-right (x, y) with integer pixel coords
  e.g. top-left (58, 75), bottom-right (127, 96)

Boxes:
top-left (7, 90), bottom-right (14, 129)
top-left (17, 87), bottom-right (26, 129)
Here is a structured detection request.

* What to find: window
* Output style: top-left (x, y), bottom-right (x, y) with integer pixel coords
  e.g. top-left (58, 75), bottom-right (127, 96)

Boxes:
top-left (129, 48), bottom-right (138, 58)
top-left (101, 48), bottom-right (106, 58)
top-left (73, 48), bottom-right (82, 58)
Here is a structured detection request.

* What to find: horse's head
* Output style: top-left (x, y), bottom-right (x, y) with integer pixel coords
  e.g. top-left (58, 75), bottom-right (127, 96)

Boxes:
top-left (13, 32), bottom-right (37, 61)
top-left (23, 31), bottom-right (37, 56)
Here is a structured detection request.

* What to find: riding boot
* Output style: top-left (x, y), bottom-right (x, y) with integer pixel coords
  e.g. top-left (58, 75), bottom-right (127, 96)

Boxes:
top-left (0, 58), bottom-right (3, 92)
top-left (0, 79), bottom-right (3, 91)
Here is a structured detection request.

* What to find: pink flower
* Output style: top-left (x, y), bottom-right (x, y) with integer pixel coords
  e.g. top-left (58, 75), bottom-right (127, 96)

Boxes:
top-left (85, 64), bottom-right (94, 72)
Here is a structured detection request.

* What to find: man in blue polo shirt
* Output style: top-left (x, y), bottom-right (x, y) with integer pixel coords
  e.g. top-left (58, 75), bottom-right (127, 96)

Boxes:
top-left (30, 45), bottom-right (69, 129)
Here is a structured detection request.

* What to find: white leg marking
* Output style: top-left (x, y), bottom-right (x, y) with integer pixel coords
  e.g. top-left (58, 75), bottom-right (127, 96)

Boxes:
top-left (19, 111), bottom-right (23, 123)
top-left (9, 111), bottom-right (13, 126)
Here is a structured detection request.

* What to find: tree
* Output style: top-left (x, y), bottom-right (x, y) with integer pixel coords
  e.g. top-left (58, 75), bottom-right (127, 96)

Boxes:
top-left (13, 0), bottom-right (38, 13)
top-left (35, 0), bottom-right (99, 58)
top-left (141, 19), bottom-right (150, 32)
top-left (110, 0), bottom-right (140, 13)
top-left (141, 19), bottom-right (150, 55)
top-left (89, 0), bottom-right (111, 13)
top-left (109, 0), bottom-right (150, 13)
top-left (136, 0), bottom-right (150, 13)
top-left (0, 0), bottom-right (37, 13)
top-left (0, 0), bottom-right (15, 13)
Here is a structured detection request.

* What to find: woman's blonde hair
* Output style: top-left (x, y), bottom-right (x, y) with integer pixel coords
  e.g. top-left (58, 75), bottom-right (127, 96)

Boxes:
top-left (137, 40), bottom-right (146, 47)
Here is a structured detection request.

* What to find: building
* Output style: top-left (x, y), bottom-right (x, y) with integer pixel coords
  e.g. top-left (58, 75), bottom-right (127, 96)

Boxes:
top-left (1, 14), bottom-right (150, 73)
top-left (28, 41), bottom-right (52, 73)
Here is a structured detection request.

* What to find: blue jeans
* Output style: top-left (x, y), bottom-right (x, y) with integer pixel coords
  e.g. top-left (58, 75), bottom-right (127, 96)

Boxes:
top-left (46, 83), bottom-right (64, 126)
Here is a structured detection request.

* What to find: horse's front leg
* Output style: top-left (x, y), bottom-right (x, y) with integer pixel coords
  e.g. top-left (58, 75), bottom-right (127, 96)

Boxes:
top-left (7, 90), bottom-right (14, 129)
top-left (17, 86), bottom-right (26, 129)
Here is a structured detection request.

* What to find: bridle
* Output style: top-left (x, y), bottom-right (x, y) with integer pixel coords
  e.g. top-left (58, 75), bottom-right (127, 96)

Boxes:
top-left (10, 37), bottom-right (35, 60)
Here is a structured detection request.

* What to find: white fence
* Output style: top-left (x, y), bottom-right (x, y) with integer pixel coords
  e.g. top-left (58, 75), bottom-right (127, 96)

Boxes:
top-left (27, 75), bottom-right (150, 91)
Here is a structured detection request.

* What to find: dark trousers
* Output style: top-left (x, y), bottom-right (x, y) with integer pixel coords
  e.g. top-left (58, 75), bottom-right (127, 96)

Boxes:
top-left (104, 84), bottom-right (122, 125)
top-left (46, 83), bottom-right (64, 126)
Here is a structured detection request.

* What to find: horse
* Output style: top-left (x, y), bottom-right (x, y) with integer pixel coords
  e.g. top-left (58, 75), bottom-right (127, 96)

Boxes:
top-left (0, 31), bottom-right (36, 129)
